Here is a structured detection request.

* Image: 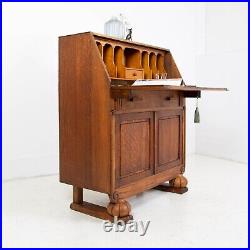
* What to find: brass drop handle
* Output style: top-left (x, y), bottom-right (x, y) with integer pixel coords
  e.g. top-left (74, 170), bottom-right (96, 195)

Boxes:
top-left (132, 72), bottom-right (137, 76)
top-left (128, 91), bottom-right (134, 101)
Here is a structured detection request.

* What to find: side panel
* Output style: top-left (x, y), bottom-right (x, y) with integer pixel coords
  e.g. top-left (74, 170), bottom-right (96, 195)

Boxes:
top-left (164, 52), bottom-right (182, 79)
top-left (59, 33), bottom-right (111, 193)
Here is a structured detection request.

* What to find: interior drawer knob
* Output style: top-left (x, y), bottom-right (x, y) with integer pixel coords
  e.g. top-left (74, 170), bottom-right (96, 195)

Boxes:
top-left (132, 72), bottom-right (137, 76)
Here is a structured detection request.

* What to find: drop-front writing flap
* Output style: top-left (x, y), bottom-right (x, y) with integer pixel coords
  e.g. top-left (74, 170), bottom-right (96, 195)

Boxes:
top-left (110, 84), bottom-right (228, 99)
top-left (132, 78), bottom-right (183, 86)
top-left (111, 83), bottom-right (228, 92)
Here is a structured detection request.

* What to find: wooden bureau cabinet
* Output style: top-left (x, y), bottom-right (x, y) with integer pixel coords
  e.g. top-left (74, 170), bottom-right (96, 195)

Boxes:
top-left (59, 32), bottom-right (227, 222)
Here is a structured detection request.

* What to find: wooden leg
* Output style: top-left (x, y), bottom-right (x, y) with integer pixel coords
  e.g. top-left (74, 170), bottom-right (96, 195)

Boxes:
top-left (70, 186), bottom-right (133, 223)
top-left (73, 186), bottom-right (83, 204)
top-left (153, 174), bottom-right (188, 194)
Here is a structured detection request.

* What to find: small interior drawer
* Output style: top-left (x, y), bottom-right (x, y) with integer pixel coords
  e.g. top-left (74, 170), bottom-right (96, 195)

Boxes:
top-left (125, 68), bottom-right (144, 80)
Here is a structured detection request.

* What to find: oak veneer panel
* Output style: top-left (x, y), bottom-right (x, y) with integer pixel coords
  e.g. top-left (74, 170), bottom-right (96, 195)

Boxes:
top-left (120, 120), bottom-right (150, 177)
top-left (158, 116), bottom-right (180, 165)
top-left (155, 109), bottom-right (183, 173)
top-left (59, 33), bottom-right (111, 193)
top-left (115, 112), bottom-right (154, 187)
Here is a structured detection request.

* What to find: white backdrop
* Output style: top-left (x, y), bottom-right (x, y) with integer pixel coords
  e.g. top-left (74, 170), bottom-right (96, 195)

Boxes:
top-left (195, 3), bottom-right (248, 163)
top-left (3, 2), bottom-right (248, 180)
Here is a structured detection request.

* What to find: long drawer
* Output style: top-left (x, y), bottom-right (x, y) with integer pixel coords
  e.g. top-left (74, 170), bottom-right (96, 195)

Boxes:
top-left (112, 90), bottom-right (183, 112)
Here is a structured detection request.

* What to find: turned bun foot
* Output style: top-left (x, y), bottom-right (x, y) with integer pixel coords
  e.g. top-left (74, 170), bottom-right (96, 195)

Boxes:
top-left (169, 174), bottom-right (188, 188)
top-left (153, 174), bottom-right (188, 194)
top-left (107, 199), bottom-right (131, 218)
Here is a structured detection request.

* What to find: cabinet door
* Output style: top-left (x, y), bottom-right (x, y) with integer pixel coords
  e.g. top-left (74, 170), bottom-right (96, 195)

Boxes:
top-left (115, 112), bottom-right (154, 187)
top-left (155, 109), bottom-right (183, 173)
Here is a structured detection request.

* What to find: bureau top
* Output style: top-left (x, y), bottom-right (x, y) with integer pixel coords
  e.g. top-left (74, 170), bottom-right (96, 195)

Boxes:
top-left (59, 31), bottom-right (170, 52)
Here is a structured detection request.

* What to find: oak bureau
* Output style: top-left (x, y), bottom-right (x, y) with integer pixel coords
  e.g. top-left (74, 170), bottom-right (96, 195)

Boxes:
top-left (59, 32), bottom-right (227, 222)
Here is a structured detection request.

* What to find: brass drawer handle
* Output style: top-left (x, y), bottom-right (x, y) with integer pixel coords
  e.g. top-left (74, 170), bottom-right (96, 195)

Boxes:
top-left (132, 72), bottom-right (137, 76)
top-left (165, 96), bottom-right (172, 101)
top-left (128, 91), bottom-right (134, 101)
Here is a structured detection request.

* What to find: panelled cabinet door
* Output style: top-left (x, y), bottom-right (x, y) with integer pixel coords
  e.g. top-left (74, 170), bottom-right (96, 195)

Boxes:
top-left (155, 109), bottom-right (184, 173)
top-left (115, 112), bottom-right (154, 187)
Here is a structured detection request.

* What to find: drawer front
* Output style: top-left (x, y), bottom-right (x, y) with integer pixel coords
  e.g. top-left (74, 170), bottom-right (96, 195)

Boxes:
top-left (112, 90), bottom-right (182, 111)
top-left (125, 68), bottom-right (144, 80)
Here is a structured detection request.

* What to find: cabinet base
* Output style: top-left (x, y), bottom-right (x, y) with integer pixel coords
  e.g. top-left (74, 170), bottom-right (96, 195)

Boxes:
top-left (71, 187), bottom-right (133, 223)
top-left (70, 202), bottom-right (133, 223)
